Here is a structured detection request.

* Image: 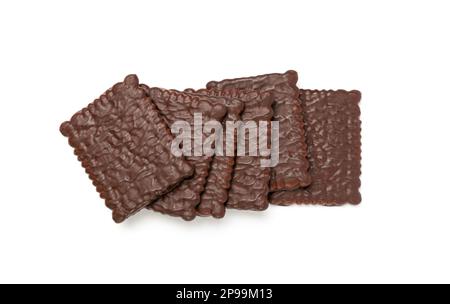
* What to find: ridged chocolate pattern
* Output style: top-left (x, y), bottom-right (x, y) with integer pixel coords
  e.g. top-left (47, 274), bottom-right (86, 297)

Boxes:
top-left (60, 75), bottom-right (194, 223)
top-left (187, 88), bottom-right (244, 218)
top-left (270, 90), bottom-right (362, 205)
top-left (219, 90), bottom-right (274, 211)
top-left (147, 88), bottom-right (227, 220)
top-left (207, 71), bottom-right (311, 192)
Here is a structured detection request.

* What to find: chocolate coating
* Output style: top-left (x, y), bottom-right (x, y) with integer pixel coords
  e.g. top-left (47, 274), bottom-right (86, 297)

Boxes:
top-left (207, 70), bottom-right (311, 192)
top-left (223, 90), bottom-right (274, 211)
top-left (270, 90), bottom-right (362, 205)
top-left (188, 88), bottom-right (245, 218)
top-left (60, 75), bottom-right (194, 223)
top-left (147, 88), bottom-right (227, 220)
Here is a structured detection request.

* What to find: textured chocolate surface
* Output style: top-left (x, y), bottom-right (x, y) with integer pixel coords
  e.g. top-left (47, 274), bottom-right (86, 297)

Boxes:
top-left (147, 88), bottom-right (227, 220)
top-left (207, 71), bottom-right (311, 192)
top-left (219, 90), bottom-right (274, 211)
top-left (60, 75), bottom-right (194, 223)
top-left (187, 88), bottom-right (244, 218)
top-left (270, 90), bottom-right (361, 205)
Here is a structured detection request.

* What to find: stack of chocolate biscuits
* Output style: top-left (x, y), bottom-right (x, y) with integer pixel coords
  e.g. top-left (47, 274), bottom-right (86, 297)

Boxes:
top-left (60, 71), bottom-right (361, 223)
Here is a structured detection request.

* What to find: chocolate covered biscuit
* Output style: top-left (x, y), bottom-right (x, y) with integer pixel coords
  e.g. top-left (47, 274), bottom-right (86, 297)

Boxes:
top-left (271, 90), bottom-right (361, 205)
top-left (60, 75), bottom-right (194, 223)
top-left (207, 70), bottom-right (311, 192)
top-left (203, 90), bottom-right (274, 211)
top-left (227, 90), bottom-right (274, 211)
top-left (186, 88), bottom-right (244, 218)
top-left (146, 88), bottom-right (227, 220)
top-left (186, 88), bottom-right (274, 213)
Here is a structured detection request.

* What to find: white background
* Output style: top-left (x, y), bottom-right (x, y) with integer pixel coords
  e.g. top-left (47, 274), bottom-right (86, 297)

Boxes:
top-left (0, 0), bottom-right (449, 284)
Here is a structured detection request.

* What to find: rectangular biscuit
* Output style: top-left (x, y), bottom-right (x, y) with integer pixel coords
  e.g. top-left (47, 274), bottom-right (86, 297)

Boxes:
top-left (226, 90), bottom-right (274, 211)
top-left (190, 88), bottom-right (276, 216)
top-left (145, 87), bottom-right (227, 220)
top-left (270, 90), bottom-right (362, 205)
top-left (60, 75), bottom-right (194, 223)
top-left (207, 70), bottom-right (311, 192)
top-left (187, 89), bottom-right (274, 211)
top-left (186, 88), bottom-right (244, 218)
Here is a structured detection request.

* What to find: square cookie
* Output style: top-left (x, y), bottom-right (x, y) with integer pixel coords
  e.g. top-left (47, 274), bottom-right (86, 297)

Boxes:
top-left (271, 90), bottom-right (362, 205)
top-left (60, 75), bottom-right (194, 223)
top-left (207, 70), bottom-right (311, 192)
top-left (145, 87), bottom-right (227, 220)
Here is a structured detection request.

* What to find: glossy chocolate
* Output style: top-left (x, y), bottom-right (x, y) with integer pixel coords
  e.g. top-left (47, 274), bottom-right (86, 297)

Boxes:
top-left (186, 88), bottom-right (244, 218)
top-left (146, 88), bottom-right (227, 220)
top-left (207, 71), bottom-right (311, 192)
top-left (270, 90), bottom-right (362, 205)
top-left (225, 90), bottom-right (274, 211)
top-left (60, 75), bottom-right (194, 223)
